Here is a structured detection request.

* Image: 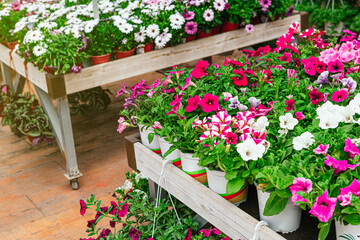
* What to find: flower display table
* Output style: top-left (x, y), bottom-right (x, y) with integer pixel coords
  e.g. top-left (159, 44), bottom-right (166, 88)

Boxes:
top-left (125, 132), bottom-right (285, 240)
top-left (0, 12), bottom-right (308, 189)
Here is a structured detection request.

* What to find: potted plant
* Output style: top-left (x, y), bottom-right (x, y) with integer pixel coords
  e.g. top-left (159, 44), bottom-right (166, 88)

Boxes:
top-left (85, 21), bottom-right (115, 65)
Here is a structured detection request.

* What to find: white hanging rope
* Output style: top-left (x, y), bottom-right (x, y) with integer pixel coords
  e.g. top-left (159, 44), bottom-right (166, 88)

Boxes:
top-left (250, 221), bottom-right (268, 240)
top-left (325, 0), bottom-right (344, 11)
top-left (151, 159), bottom-right (182, 238)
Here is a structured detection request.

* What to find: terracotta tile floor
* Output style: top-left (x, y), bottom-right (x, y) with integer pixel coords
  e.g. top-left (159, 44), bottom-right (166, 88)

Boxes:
top-left (0, 51), bottom-right (244, 240)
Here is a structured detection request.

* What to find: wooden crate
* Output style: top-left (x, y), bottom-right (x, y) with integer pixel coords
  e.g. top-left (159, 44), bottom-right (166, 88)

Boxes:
top-left (129, 135), bottom-right (286, 240)
top-left (0, 12), bottom-right (308, 98)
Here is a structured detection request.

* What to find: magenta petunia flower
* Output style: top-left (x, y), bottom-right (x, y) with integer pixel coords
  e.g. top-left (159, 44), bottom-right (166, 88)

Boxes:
top-left (181, 75), bottom-right (197, 91)
top-left (192, 60), bottom-right (209, 79)
top-left (109, 201), bottom-right (118, 215)
top-left (285, 99), bottom-right (295, 112)
top-left (295, 111), bottom-right (305, 121)
top-left (80, 199), bottom-right (87, 216)
top-left (185, 95), bottom-right (201, 112)
top-left (184, 21), bottom-right (197, 35)
top-left (304, 63), bottom-right (317, 76)
top-left (338, 179), bottom-right (360, 206)
top-left (308, 89), bottom-right (324, 105)
top-left (245, 24), bottom-right (254, 33)
top-left (225, 132), bottom-right (238, 145)
top-left (324, 155), bottom-right (359, 174)
top-left (313, 144), bottom-right (329, 155)
top-left (117, 203), bottom-right (130, 218)
top-left (327, 59), bottom-right (344, 73)
top-left (331, 89), bottom-right (348, 103)
top-left (309, 189), bottom-right (337, 223)
top-left (280, 52), bottom-right (292, 63)
top-left (289, 177), bottom-right (312, 206)
top-left (287, 69), bottom-right (298, 79)
top-left (200, 93), bottom-right (219, 113)
top-left (232, 69), bottom-right (248, 86)
top-left (117, 117), bottom-right (130, 134)
top-left (200, 228), bottom-right (221, 237)
top-left (315, 61), bottom-right (327, 74)
top-left (129, 227), bottom-right (142, 240)
top-left (259, 0), bottom-right (272, 8)
top-left (116, 83), bottom-right (129, 97)
top-left (344, 137), bottom-right (360, 159)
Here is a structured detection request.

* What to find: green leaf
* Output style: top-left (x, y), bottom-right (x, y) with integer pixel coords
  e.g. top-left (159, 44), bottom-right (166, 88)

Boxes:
top-left (317, 222), bottom-right (331, 240)
top-left (226, 176), bottom-right (245, 195)
top-left (343, 214), bottom-right (360, 225)
top-left (263, 192), bottom-right (288, 216)
top-left (148, 132), bottom-right (155, 144)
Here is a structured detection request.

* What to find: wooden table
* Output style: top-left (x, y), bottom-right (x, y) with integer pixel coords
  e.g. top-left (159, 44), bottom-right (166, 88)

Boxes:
top-left (0, 12), bottom-right (309, 189)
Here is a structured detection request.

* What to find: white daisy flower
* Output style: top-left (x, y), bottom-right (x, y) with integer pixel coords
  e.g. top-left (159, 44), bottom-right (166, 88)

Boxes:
top-left (33, 45), bottom-right (47, 56)
top-left (169, 12), bottom-right (185, 30)
top-left (213, 0), bottom-right (226, 11)
top-left (119, 23), bottom-right (133, 34)
top-left (134, 26), bottom-right (146, 43)
top-left (146, 24), bottom-right (160, 39)
top-left (203, 9), bottom-right (214, 22)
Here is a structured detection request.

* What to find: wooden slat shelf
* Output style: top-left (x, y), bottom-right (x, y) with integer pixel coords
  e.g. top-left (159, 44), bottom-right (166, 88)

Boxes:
top-left (0, 12), bottom-right (308, 98)
top-left (132, 139), bottom-right (286, 240)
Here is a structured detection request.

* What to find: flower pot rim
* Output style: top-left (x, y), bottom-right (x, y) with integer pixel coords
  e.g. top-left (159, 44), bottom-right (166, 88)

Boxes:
top-left (115, 47), bottom-right (136, 53)
top-left (91, 53), bottom-right (111, 58)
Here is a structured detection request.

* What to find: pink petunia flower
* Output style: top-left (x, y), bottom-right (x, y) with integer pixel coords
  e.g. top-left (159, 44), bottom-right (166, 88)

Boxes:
top-left (327, 59), bottom-right (344, 73)
top-left (200, 93), bottom-right (219, 113)
top-left (309, 189), bottom-right (337, 223)
top-left (225, 132), bottom-right (238, 145)
top-left (152, 121), bottom-right (162, 129)
top-left (185, 95), bottom-right (200, 112)
top-left (324, 155), bottom-right (360, 174)
top-left (184, 21), bottom-right (197, 35)
top-left (116, 83), bottom-right (129, 97)
top-left (338, 179), bottom-right (360, 206)
top-left (222, 92), bottom-right (233, 101)
top-left (313, 144), bottom-right (329, 155)
top-left (289, 177), bottom-right (312, 206)
top-left (117, 117), bottom-right (130, 134)
top-left (304, 64), bottom-right (317, 76)
top-left (80, 199), bottom-right (87, 216)
top-left (344, 138), bottom-right (360, 159)
top-left (309, 89), bottom-right (324, 105)
top-left (232, 69), bottom-right (248, 86)
top-left (295, 111), bottom-right (305, 121)
top-left (331, 89), bottom-right (348, 103)
top-left (285, 99), bottom-right (295, 112)
top-left (192, 60), bottom-right (209, 79)
top-left (212, 111), bottom-right (232, 125)
top-left (128, 227), bottom-right (141, 240)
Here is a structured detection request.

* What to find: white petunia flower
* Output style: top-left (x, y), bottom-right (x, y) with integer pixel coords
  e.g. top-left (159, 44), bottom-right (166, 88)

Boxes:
top-left (349, 93), bottom-right (360, 114)
top-left (236, 138), bottom-right (266, 161)
top-left (338, 105), bottom-right (355, 123)
top-left (293, 132), bottom-right (315, 151)
top-left (252, 116), bottom-right (269, 132)
top-left (279, 113), bottom-right (298, 130)
top-left (318, 113), bottom-right (340, 129)
top-left (33, 45), bottom-right (47, 56)
top-left (135, 172), bottom-right (147, 183)
top-left (278, 128), bottom-right (288, 137)
top-left (146, 24), bottom-right (160, 39)
top-left (117, 179), bottom-right (133, 191)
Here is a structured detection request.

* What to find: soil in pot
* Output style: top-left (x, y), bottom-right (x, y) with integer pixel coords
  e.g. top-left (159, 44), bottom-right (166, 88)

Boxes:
top-left (91, 53), bottom-right (111, 65)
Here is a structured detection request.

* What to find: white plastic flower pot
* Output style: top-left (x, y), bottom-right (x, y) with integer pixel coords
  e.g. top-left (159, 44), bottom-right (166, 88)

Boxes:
top-left (256, 187), bottom-right (302, 233)
top-left (336, 220), bottom-right (360, 240)
top-left (206, 168), bottom-right (248, 206)
top-left (138, 124), bottom-right (161, 154)
top-left (158, 137), bottom-right (182, 169)
top-left (180, 152), bottom-right (207, 185)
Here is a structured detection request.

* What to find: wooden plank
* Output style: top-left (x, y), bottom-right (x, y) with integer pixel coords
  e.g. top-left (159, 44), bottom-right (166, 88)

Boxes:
top-left (0, 44), bottom-right (48, 93)
top-left (134, 143), bottom-right (286, 240)
top-left (125, 132), bottom-right (140, 171)
top-left (64, 13), bottom-right (303, 94)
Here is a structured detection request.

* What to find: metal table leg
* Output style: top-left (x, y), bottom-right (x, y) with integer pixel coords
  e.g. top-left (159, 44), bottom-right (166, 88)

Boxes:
top-left (35, 86), bottom-right (82, 190)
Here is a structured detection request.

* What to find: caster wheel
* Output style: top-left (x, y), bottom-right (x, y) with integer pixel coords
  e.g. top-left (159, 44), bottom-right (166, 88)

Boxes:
top-left (70, 180), bottom-right (79, 190)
